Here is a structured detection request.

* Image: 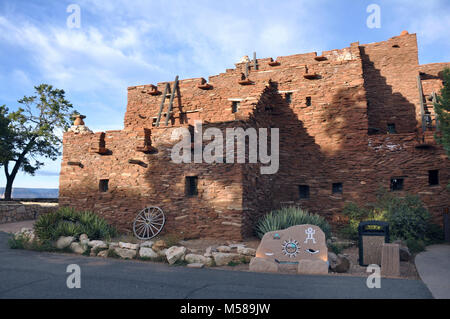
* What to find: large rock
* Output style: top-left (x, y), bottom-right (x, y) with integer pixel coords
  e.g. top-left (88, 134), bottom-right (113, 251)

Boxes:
top-left (328, 252), bottom-right (338, 269)
top-left (393, 240), bottom-right (411, 261)
top-left (152, 240), bottom-right (167, 252)
top-left (298, 259), bottom-right (329, 275)
top-left (237, 246), bottom-right (256, 256)
top-left (185, 254), bottom-right (214, 266)
top-left (139, 247), bottom-right (158, 259)
top-left (399, 246), bottom-right (411, 262)
top-left (97, 250), bottom-right (109, 258)
top-left (119, 242), bottom-right (139, 250)
top-left (217, 245), bottom-right (231, 253)
top-left (140, 241), bottom-right (154, 248)
top-left (249, 257), bottom-right (278, 273)
top-left (204, 246), bottom-right (217, 257)
top-left (56, 236), bottom-right (75, 249)
top-left (165, 246), bottom-right (187, 265)
top-left (70, 242), bottom-right (86, 254)
top-left (88, 240), bottom-right (108, 249)
top-left (213, 253), bottom-right (242, 266)
top-left (114, 247), bottom-right (137, 259)
top-left (333, 254), bottom-right (351, 273)
top-left (15, 228), bottom-right (35, 242)
top-left (79, 234), bottom-right (89, 243)
top-left (157, 248), bottom-right (168, 258)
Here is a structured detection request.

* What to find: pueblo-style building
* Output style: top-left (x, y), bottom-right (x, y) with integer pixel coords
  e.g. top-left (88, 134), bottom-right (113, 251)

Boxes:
top-left (59, 31), bottom-right (450, 240)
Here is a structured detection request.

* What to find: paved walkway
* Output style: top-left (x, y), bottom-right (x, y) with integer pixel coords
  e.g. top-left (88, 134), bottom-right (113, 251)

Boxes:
top-left (0, 220), bottom-right (35, 234)
top-left (415, 244), bottom-right (450, 299)
top-left (0, 227), bottom-right (433, 299)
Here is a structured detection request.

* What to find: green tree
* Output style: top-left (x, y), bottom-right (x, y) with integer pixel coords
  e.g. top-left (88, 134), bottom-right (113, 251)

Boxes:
top-left (434, 68), bottom-right (450, 156)
top-left (1, 84), bottom-right (75, 200)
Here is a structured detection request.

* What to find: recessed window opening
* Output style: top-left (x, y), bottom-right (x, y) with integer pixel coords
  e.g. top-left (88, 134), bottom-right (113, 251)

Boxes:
top-left (232, 101), bottom-right (240, 113)
top-left (306, 96), bottom-right (312, 106)
top-left (387, 123), bottom-right (397, 134)
top-left (429, 170), bottom-right (439, 186)
top-left (285, 92), bottom-right (292, 104)
top-left (99, 179), bottom-right (109, 192)
top-left (299, 185), bottom-right (310, 199)
top-left (390, 178), bottom-right (404, 191)
top-left (332, 183), bottom-right (343, 194)
top-left (185, 176), bottom-right (198, 196)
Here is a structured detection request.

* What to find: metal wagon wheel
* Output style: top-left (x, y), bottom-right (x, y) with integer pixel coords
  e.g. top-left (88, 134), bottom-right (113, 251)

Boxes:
top-left (133, 206), bottom-right (166, 240)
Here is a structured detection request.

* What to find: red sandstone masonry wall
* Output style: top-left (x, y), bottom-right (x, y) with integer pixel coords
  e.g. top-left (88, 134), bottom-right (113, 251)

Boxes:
top-left (59, 125), bottom-right (248, 240)
top-left (60, 33), bottom-right (450, 240)
top-left (361, 33), bottom-right (420, 135)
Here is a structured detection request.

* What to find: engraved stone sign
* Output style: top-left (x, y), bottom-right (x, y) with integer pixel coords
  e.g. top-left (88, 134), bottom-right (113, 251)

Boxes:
top-left (250, 224), bottom-right (328, 275)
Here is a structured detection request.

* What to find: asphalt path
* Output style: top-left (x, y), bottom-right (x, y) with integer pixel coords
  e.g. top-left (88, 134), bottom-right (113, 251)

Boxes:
top-left (0, 232), bottom-right (433, 299)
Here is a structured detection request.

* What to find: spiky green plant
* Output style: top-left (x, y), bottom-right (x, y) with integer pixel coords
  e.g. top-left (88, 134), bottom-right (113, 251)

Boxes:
top-left (255, 206), bottom-right (331, 239)
top-left (34, 207), bottom-right (117, 241)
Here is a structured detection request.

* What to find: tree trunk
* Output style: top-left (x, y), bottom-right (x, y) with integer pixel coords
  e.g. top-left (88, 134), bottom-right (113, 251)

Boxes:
top-left (4, 177), bottom-right (13, 200)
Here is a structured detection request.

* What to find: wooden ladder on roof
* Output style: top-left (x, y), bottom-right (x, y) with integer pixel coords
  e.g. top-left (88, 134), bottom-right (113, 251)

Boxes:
top-left (417, 75), bottom-right (439, 133)
top-left (155, 75), bottom-right (179, 127)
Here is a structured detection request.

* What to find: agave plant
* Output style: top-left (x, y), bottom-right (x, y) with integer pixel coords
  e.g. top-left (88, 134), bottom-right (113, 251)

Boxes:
top-left (255, 206), bottom-right (331, 239)
top-left (34, 207), bottom-right (117, 241)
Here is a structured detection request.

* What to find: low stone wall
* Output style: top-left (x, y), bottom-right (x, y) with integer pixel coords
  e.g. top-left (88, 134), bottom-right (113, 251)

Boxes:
top-left (0, 201), bottom-right (59, 224)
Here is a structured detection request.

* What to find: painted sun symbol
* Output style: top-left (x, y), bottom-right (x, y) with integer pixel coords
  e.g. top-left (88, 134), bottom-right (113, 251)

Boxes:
top-left (282, 239), bottom-right (300, 258)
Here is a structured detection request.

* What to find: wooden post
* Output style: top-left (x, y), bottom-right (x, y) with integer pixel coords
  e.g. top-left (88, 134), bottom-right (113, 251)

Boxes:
top-left (381, 243), bottom-right (400, 277)
top-left (156, 83), bottom-right (169, 127)
top-left (165, 75), bottom-right (179, 126)
top-left (417, 75), bottom-right (426, 133)
top-left (253, 52), bottom-right (258, 70)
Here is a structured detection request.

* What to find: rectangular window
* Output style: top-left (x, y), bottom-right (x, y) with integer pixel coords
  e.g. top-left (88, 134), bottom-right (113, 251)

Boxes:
top-left (332, 183), bottom-right (343, 194)
top-left (185, 176), bottom-right (198, 196)
top-left (285, 92), bottom-right (292, 104)
top-left (306, 96), bottom-right (312, 106)
top-left (387, 123), bottom-right (397, 134)
top-left (390, 178), bottom-right (404, 191)
top-left (99, 179), bottom-right (109, 192)
top-left (299, 185), bottom-right (310, 199)
top-left (152, 118), bottom-right (157, 127)
top-left (232, 101), bottom-right (240, 113)
top-left (429, 170), bottom-right (439, 186)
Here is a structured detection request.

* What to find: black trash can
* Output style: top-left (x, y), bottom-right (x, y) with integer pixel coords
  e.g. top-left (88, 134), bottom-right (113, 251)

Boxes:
top-left (358, 221), bottom-right (390, 266)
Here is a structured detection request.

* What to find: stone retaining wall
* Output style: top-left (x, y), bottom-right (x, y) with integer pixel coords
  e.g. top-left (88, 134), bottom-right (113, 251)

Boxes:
top-left (0, 202), bottom-right (59, 224)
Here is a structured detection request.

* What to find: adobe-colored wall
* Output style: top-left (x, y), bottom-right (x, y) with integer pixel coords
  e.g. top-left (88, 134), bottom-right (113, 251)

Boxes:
top-left (60, 32), bottom-right (450, 239)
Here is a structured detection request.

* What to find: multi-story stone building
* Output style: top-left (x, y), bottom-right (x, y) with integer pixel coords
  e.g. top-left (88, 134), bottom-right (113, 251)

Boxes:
top-left (59, 31), bottom-right (449, 240)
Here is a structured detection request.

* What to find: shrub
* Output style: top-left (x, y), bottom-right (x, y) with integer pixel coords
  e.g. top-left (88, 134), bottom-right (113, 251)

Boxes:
top-left (255, 206), bottom-right (331, 239)
top-left (341, 188), bottom-right (436, 246)
top-left (34, 207), bottom-right (118, 242)
top-left (406, 238), bottom-right (426, 254)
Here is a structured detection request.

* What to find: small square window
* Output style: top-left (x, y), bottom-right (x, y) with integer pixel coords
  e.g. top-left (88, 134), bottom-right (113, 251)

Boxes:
top-left (299, 185), bottom-right (310, 199)
top-left (429, 170), bottom-right (439, 186)
top-left (185, 176), bottom-right (198, 196)
top-left (332, 183), bottom-right (343, 194)
top-left (390, 178), bottom-right (404, 191)
top-left (232, 101), bottom-right (240, 113)
top-left (306, 97), bottom-right (312, 106)
top-left (99, 179), bottom-right (109, 192)
top-left (285, 92), bottom-right (292, 104)
top-left (387, 123), bottom-right (397, 134)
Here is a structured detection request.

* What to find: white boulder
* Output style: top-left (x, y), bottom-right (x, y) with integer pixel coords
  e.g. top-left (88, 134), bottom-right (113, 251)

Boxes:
top-left (165, 246), bottom-right (187, 265)
top-left (56, 236), bottom-right (75, 249)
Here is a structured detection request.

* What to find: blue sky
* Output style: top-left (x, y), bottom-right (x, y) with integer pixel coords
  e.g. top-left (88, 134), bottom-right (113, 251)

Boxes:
top-left (0, 0), bottom-right (449, 189)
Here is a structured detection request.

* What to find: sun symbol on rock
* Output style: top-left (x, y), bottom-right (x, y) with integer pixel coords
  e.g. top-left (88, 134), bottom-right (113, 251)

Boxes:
top-left (282, 239), bottom-right (300, 258)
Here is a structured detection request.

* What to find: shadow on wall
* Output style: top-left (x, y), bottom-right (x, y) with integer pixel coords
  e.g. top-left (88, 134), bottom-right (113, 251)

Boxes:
top-left (360, 46), bottom-right (418, 135)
